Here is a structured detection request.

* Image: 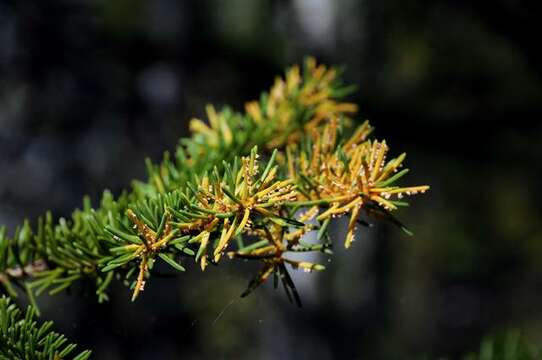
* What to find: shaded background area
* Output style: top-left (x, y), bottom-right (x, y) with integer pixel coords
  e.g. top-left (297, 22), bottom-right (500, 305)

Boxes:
top-left (1, 0), bottom-right (542, 358)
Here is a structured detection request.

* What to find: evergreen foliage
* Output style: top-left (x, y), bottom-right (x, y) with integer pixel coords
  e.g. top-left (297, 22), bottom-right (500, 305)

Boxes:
top-left (0, 296), bottom-right (91, 360)
top-left (0, 58), bottom-right (430, 357)
top-left (0, 58), bottom-right (366, 304)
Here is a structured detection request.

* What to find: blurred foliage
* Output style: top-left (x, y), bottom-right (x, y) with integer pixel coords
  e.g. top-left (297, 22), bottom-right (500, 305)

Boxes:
top-left (461, 331), bottom-right (540, 360)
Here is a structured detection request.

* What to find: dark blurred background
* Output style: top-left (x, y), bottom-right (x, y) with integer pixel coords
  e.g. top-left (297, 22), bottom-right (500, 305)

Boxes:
top-left (1, 0), bottom-right (541, 359)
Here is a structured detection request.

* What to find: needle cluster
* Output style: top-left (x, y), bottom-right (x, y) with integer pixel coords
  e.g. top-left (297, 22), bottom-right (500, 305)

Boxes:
top-left (0, 58), bottom-right (429, 355)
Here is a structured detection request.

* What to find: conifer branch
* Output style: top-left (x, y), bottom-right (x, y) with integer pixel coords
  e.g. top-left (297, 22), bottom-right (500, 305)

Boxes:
top-left (0, 295), bottom-right (91, 360)
top-left (0, 58), bottom-right (428, 307)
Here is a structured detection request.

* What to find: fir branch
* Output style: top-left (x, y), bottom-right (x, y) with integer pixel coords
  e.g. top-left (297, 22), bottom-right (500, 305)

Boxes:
top-left (0, 295), bottom-right (91, 360)
top-left (0, 58), bottom-right (428, 306)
